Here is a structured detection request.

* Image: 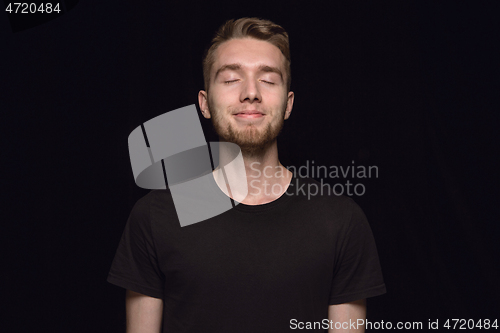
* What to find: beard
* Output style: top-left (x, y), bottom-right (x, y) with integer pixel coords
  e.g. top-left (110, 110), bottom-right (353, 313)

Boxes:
top-left (208, 100), bottom-right (286, 157)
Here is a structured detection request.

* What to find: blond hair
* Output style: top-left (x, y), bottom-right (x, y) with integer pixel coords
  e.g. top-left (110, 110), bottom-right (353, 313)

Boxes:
top-left (202, 17), bottom-right (291, 92)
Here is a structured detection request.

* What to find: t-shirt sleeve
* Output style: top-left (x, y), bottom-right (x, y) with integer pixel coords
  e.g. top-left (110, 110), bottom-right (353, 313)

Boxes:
top-left (328, 199), bottom-right (386, 304)
top-left (107, 194), bottom-right (164, 299)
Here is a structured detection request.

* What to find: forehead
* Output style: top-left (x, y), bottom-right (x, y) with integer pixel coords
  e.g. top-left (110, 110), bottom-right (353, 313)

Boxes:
top-left (212, 38), bottom-right (285, 73)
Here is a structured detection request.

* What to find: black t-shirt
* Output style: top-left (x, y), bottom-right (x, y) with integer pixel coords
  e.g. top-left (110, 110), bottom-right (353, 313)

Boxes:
top-left (108, 173), bottom-right (386, 332)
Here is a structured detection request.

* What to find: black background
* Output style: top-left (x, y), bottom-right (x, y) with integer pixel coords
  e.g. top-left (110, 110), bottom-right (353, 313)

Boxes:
top-left (2, 0), bottom-right (499, 332)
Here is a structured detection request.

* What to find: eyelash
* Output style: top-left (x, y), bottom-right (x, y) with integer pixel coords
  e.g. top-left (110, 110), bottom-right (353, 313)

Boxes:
top-left (224, 80), bottom-right (274, 85)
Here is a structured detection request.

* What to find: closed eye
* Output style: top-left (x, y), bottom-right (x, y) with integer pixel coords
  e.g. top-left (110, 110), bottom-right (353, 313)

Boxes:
top-left (225, 80), bottom-right (239, 84)
top-left (261, 80), bottom-right (275, 85)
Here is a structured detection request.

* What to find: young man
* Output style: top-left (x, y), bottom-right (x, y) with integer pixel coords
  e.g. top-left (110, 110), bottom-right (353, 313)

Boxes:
top-left (108, 18), bottom-right (386, 332)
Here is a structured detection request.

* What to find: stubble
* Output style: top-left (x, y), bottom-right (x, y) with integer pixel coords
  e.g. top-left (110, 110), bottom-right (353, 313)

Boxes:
top-left (208, 100), bottom-right (287, 157)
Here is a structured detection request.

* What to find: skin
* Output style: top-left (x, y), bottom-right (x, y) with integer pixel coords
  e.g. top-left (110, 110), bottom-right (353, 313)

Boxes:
top-left (328, 299), bottom-right (367, 332)
top-left (125, 290), bottom-right (163, 333)
top-left (126, 37), bottom-right (367, 333)
top-left (198, 37), bottom-right (295, 205)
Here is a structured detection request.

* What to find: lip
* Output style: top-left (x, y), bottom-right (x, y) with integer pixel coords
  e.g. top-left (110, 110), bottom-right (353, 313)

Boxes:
top-left (234, 113), bottom-right (265, 118)
top-left (233, 110), bottom-right (265, 119)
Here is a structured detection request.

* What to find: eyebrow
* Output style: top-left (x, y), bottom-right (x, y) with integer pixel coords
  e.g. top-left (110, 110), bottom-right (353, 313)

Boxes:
top-left (214, 63), bottom-right (283, 82)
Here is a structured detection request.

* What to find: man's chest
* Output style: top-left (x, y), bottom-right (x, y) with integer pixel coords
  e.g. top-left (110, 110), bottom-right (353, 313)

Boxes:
top-left (156, 216), bottom-right (337, 298)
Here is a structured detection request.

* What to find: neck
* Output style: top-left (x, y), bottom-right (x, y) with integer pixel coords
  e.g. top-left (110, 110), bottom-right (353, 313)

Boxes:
top-left (213, 140), bottom-right (292, 205)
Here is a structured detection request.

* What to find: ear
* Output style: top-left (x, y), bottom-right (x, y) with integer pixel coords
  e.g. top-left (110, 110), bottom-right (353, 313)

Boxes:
top-left (284, 91), bottom-right (294, 120)
top-left (198, 90), bottom-right (211, 119)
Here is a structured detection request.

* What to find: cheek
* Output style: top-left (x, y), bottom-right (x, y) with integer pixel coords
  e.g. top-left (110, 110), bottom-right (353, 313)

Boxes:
top-left (264, 91), bottom-right (288, 107)
top-left (210, 87), bottom-right (237, 105)
top-left (208, 91), bottom-right (225, 109)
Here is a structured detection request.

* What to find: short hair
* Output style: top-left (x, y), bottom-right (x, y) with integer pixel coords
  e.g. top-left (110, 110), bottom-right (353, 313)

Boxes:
top-left (202, 17), bottom-right (291, 93)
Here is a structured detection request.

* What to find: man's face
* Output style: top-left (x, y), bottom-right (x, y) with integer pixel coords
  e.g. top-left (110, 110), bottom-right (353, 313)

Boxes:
top-left (199, 38), bottom-right (294, 156)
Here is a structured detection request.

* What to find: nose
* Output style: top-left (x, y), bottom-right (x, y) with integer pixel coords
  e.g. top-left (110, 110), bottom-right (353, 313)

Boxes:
top-left (239, 78), bottom-right (262, 103)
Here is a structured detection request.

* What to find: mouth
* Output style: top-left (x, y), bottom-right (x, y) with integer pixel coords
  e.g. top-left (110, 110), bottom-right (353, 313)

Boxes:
top-left (233, 110), bottom-right (265, 118)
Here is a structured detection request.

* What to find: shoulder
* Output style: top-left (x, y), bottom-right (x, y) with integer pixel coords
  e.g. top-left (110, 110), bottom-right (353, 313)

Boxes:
top-left (128, 188), bottom-right (177, 223)
top-left (133, 188), bottom-right (175, 209)
top-left (284, 176), bottom-right (373, 246)
top-left (291, 175), bottom-right (361, 214)
top-left (287, 176), bottom-right (366, 230)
